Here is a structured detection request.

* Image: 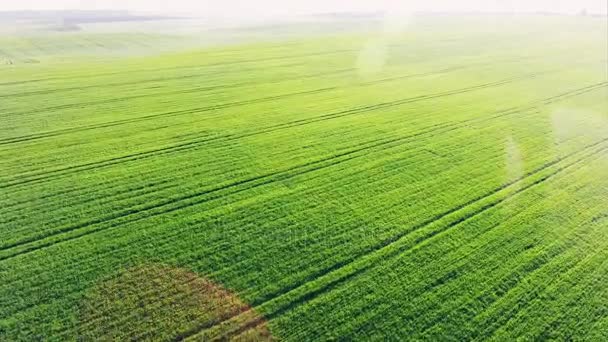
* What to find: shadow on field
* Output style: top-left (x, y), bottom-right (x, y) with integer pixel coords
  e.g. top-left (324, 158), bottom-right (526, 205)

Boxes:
top-left (77, 264), bottom-right (273, 341)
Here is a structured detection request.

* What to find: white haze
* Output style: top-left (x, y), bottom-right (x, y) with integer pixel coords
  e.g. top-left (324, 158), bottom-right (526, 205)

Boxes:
top-left (1, 0), bottom-right (606, 18)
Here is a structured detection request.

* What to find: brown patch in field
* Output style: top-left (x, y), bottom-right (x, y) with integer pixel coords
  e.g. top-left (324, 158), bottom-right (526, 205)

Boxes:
top-left (78, 264), bottom-right (272, 341)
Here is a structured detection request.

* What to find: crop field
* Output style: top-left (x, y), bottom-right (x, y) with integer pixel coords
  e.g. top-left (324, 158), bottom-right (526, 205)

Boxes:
top-left (1, 14), bottom-right (607, 341)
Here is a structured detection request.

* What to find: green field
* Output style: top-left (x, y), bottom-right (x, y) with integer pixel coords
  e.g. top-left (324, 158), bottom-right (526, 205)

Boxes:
top-left (1, 14), bottom-right (608, 340)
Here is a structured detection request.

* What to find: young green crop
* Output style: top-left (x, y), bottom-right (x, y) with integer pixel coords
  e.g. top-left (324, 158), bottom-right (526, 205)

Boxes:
top-left (0, 14), bottom-right (607, 341)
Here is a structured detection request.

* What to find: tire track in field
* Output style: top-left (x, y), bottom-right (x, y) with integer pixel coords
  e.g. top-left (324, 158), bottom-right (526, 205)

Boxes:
top-left (0, 120), bottom-right (463, 259)
top-left (0, 131), bottom-right (592, 324)
top-left (0, 79), bottom-right (331, 142)
top-left (2, 134), bottom-right (510, 286)
top-left (338, 130), bottom-right (600, 317)
top-left (3, 79), bottom-right (601, 214)
top-left (0, 80), bottom-right (604, 257)
top-left (1, 121), bottom-right (481, 254)
top-left (0, 98), bottom-right (523, 217)
top-left (0, 47), bottom-right (358, 87)
top-left (468, 233), bottom-right (608, 340)
top-left (4, 56), bottom-right (510, 140)
top-left (2, 52), bottom-right (579, 136)
top-left (0, 78), bottom-right (50, 87)
top-left (0, 65), bottom-right (468, 144)
top-left (0, 81), bottom-right (603, 251)
top-left (0, 120), bottom-right (458, 251)
top-left (4, 76), bottom-right (605, 195)
top-left (0, 115), bottom-right (522, 261)
top-left (0, 71), bottom-right (555, 187)
top-left (0, 79), bottom-right (338, 120)
top-left (0, 61), bottom-right (302, 98)
top-left (73, 154), bottom-right (437, 329)
top-left (410, 200), bottom-right (606, 339)
top-left (257, 140), bottom-right (607, 312)
top-left (0, 62), bottom-right (453, 122)
top-left (468, 241), bottom-right (601, 340)
top-left (182, 138), bottom-right (608, 339)
top-left (0, 95), bottom-right (598, 262)
top-left (0, 80), bottom-right (603, 257)
top-left (539, 267), bottom-right (608, 340)
top-left (0, 40), bottom-right (502, 88)
top-left (322, 167), bottom-right (570, 333)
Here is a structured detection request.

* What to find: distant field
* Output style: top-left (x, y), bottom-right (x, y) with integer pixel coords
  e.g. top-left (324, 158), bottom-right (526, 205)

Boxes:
top-left (1, 14), bottom-right (607, 340)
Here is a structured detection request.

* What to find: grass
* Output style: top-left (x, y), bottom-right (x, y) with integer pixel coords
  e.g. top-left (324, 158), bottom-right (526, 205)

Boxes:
top-left (0, 14), bottom-right (607, 340)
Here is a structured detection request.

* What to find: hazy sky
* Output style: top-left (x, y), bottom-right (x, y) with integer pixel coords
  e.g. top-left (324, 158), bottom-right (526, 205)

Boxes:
top-left (1, 0), bottom-right (606, 17)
